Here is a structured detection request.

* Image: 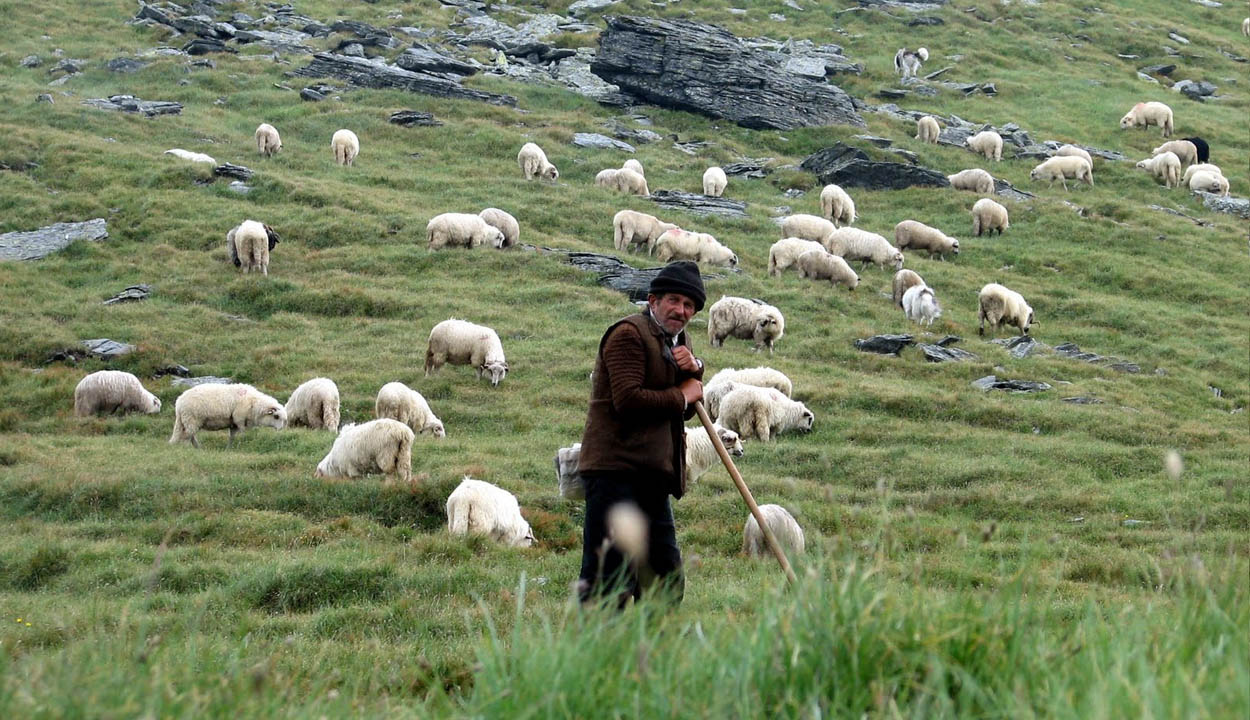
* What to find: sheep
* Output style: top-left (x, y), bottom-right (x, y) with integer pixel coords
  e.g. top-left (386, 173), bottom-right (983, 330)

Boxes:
top-left (284, 377), bottom-right (340, 431)
top-left (478, 208), bottom-right (520, 248)
top-left (1055, 144), bottom-right (1092, 167)
top-left (517, 142), bottom-right (558, 181)
top-left (375, 381), bottom-right (444, 438)
top-left (613, 210), bottom-right (679, 253)
top-left (1029, 155), bottom-right (1094, 190)
top-left (707, 296), bottom-right (785, 353)
top-left (971, 198), bottom-right (1009, 236)
top-left (1181, 163), bottom-right (1223, 185)
top-left (894, 47), bottom-right (928, 80)
top-left (1152, 140), bottom-right (1199, 168)
top-left (164, 148), bottom-right (217, 165)
top-left (331, 129), bottom-right (360, 166)
top-left (426, 213), bottom-right (506, 250)
top-left (169, 383), bottom-right (286, 448)
top-left (595, 168), bottom-right (650, 197)
top-left (717, 385), bottom-right (813, 442)
top-left (1244, 17), bottom-right (1249, 37)
top-left (652, 228), bottom-right (738, 268)
top-left (226, 220), bottom-right (280, 275)
top-left (894, 220), bottom-right (960, 261)
top-left (702, 380), bottom-right (739, 420)
top-left (425, 318), bottom-right (509, 387)
top-left (743, 504), bottom-right (805, 557)
top-left (768, 237), bottom-right (827, 276)
top-left (446, 476), bottom-right (534, 547)
top-left (1188, 170), bottom-right (1230, 197)
top-left (978, 283), bottom-right (1035, 337)
top-left (622, 158), bottom-right (644, 177)
top-left (706, 367), bottom-right (793, 397)
top-left (916, 115), bottom-right (940, 144)
top-left (825, 228), bottom-right (905, 271)
top-left (314, 419), bottom-right (414, 485)
top-left (965, 130), bottom-right (1003, 162)
top-left (703, 166), bottom-right (728, 197)
top-left (781, 213), bottom-right (837, 246)
top-left (73, 370), bottom-right (161, 417)
top-left (818, 185), bottom-right (857, 226)
top-left (902, 284), bottom-right (941, 326)
top-left (683, 424), bottom-right (744, 489)
top-left (1180, 137), bottom-right (1210, 163)
top-left (1136, 151), bottom-right (1182, 188)
top-left (947, 168), bottom-right (995, 194)
top-left (891, 268), bottom-right (926, 308)
top-left (254, 123), bottom-right (281, 158)
top-left (796, 250), bottom-right (859, 290)
top-left (1119, 101), bottom-right (1173, 137)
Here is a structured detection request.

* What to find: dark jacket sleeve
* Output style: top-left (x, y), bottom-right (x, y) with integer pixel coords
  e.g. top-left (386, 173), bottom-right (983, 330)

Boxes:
top-left (602, 323), bottom-right (686, 416)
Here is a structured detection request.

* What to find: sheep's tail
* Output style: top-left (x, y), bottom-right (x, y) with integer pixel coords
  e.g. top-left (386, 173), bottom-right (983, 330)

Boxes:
top-left (394, 432), bottom-right (413, 484)
top-left (613, 220), bottom-right (625, 251)
top-left (449, 498), bottom-right (471, 535)
top-left (767, 249), bottom-right (778, 276)
top-left (227, 230), bottom-right (241, 268)
top-left (424, 347), bottom-right (435, 376)
top-left (972, 214), bottom-right (982, 237)
top-left (169, 414), bottom-right (185, 444)
top-left (322, 401), bottom-right (339, 432)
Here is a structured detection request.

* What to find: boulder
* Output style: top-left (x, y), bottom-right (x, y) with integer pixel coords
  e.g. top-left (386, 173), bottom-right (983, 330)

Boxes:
top-left (721, 160), bottom-right (772, 178)
top-left (1192, 191), bottom-right (1250, 219)
top-left (565, 252), bottom-right (724, 302)
top-left (918, 343), bottom-right (977, 362)
top-left (233, 28), bottom-right (315, 54)
top-left (213, 163), bottom-right (254, 181)
top-left (107, 57), bottom-right (148, 73)
top-left (550, 49), bottom-right (637, 106)
top-left (389, 110), bottom-right (443, 127)
top-left (20, 55), bottom-right (41, 68)
top-left (649, 190), bottom-right (748, 219)
top-left (1140, 63), bottom-right (1176, 76)
top-left (1053, 342), bottom-right (1141, 373)
top-left (102, 284), bottom-right (152, 305)
top-left (395, 44), bottom-right (479, 75)
top-left (294, 52), bottom-right (516, 106)
top-left (300, 83), bottom-right (336, 101)
top-left (991, 335), bottom-right (1044, 358)
top-left (81, 339), bottom-right (136, 359)
top-left (971, 375), bottom-right (1051, 392)
top-left (572, 133), bottom-right (635, 152)
top-left (569, 0), bottom-right (623, 15)
top-left (854, 334), bottom-right (915, 355)
top-left (182, 38), bottom-right (236, 55)
top-left (0, 218), bottom-right (109, 261)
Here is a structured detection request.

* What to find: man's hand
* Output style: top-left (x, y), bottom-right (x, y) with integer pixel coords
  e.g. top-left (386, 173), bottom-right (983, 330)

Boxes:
top-left (678, 378), bottom-right (703, 406)
top-left (672, 345), bottom-right (700, 373)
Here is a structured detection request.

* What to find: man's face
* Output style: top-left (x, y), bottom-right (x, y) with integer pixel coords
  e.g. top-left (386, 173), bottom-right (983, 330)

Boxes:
top-left (649, 293), bottom-right (697, 335)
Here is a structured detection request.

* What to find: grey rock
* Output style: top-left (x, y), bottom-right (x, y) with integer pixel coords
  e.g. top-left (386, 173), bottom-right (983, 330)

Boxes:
top-left (47, 75), bottom-right (72, 87)
top-left (568, 0), bottom-right (622, 16)
top-left (389, 109), bottom-right (443, 127)
top-left (573, 133), bottom-right (636, 152)
top-left (801, 145), bottom-right (949, 190)
top-left (936, 335), bottom-right (962, 347)
top-left (340, 43), bottom-right (366, 57)
top-left (107, 57), bottom-right (148, 73)
top-left (550, 50), bottom-right (637, 107)
top-left (227, 181), bottom-right (251, 194)
top-left (909, 16), bottom-right (944, 25)
top-left (994, 178), bottom-right (1036, 201)
top-left (971, 375), bottom-right (1051, 392)
top-left (20, 55), bottom-right (42, 68)
top-left (918, 343), bottom-right (977, 362)
top-left (799, 143), bottom-right (868, 174)
top-left (1140, 63), bottom-right (1176, 76)
top-left (605, 121), bottom-right (662, 144)
top-left (769, 13), bottom-right (786, 22)
top-left (81, 338), bottom-right (135, 359)
top-left (991, 335), bottom-right (1043, 358)
top-left (153, 365), bottom-right (191, 379)
top-left (672, 140), bottom-right (710, 155)
top-left (912, 85), bottom-right (938, 97)
top-left (213, 163), bottom-right (254, 181)
top-left (782, 189), bottom-right (805, 198)
top-left (854, 334), bottom-right (915, 355)
top-left (887, 148), bottom-right (919, 164)
top-left (0, 218), bottom-right (109, 261)
top-left (650, 190), bottom-right (748, 219)
top-left (183, 37), bottom-right (236, 55)
top-left (722, 160), bottom-right (773, 178)
top-left (294, 52), bottom-right (516, 106)
top-left (852, 134), bottom-right (893, 148)
top-left (102, 284), bottom-right (152, 305)
top-left (1192, 191), bottom-right (1250, 218)
top-left (1062, 396), bottom-right (1103, 404)
top-left (565, 252), bottom-right (724, 303)
top-left (396, 44), bottom-right (479, 76)
top-left (300, 86), bottom-right (328, 101)
top-left (784, 56), bottom-right (828, 79)
top-left (938, 81), bottom-right (980, 94)
top-left (1168, 31), bottom-right (1189, 45)
top-left (518, 14), bottom-right (565, 39)
top-left (172, 376), bottom-right (234, 388)
top-left (49, 58), bottom-right (86, 75)
top-left (923, 66), bottom-right (952, 81)
top-left (1138, 72), bottom-right (1160, 84)
top-left (1218, 48), bottom-right (1248, 63)
top-left (877, 88), bottom-right (910, 99)
top-left (234, 28), bottom-right (315, 54)
top-left (1147, 204), bottom-right (1213, 227)
top-left (36, 93), bottom-right (54, 104)
top-left (172, 14), bottom-right (223, 38)
top-left (980, 83), bottom-right (997, 95)
top-left (1053, 342), bottom-right (1140, 372)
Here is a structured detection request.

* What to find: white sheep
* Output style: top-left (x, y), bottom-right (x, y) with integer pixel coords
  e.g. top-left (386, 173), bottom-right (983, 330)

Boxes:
top-left (254, 123), bottom-right (281, 158)
top-left (1151, 140), bottom-right (1198, 167)
top-left (965, 130), bottom-right (1003, 162)
top-left (743, 504), bottom-right (805, 557)
top-left (707, 296), bottom-right (785, 353)
top-left (947, 168), bottom-right (995, 194)
top-left (1119, 101), bottom-right (1174, 138)
top-left (653, 228), bottom-right (738, 267)
top-left (478, 208), bottom-right (520, 248)
top-left (767, 237), bottom-right (827, 277)
top-left (1136, 152), bottom-right (1182, 188)
top-left (818, 185), bottom-right (857, 227)
top-left (314, 419), bottom-right (414, 485)
top-left (1187, 170), bottom-right (1230, 197)
top-left (796, 250), bottom-right (859, 290)
top-left (978, 283), bottom-right (1035, 337)
top-left (331, 129), bottom-right (359, 166)
top-left (446, 476), bottom-right (534, 547)
top-left (226, 219), bottom-right (278, 275)
top-left (284, 377), bottom-right (340, 431)
top-left (717, 385), bottom-right (813, 441)
top-left (425, 319), bottom-right (508, 387)
top-left (613, 210), bottom-right (679, 253)
top-left (781, 213), bottom-right (838, 246)
top-left (426, 213), bottom-right (506, 250)
top-left (894, 220), bottom-right (960, 261)
top-left (683, 424), bottom-right (744, 489)
top-left (73, 370), bottom-right (161, 417)
top-left (1244, 17), bottom-right (1249, 36)
top-left (375, 381), bottom-right (444, 438)
top-left (1055, 144), bottom-right (1092, 167)
top-left (517, 142), bottom-right (558, 181)
top-left (1181, 163), bottom-right (1224, 185)
top-left (595, 167), bottom-right (650, 197)
top-left (902, 284), bottom-right (941, 326)
top-left (892, 268), bottom-right (925, 308)
top-left (706, 367), bottom-right (793, 397)
top-left (622, 158), bottom-right (644, 177)
top-left (169, 383), bottom-right (286, 448)
top-left (1029, 155), bottom-right (1093, 190)
top-left (916, 115), bottom-right (941, 144)
top-left (164, 148), bottom-right (217, 165)
top-left (971, 198), bottom-right (1009, 236)
top-left (703, 166), bottom-right (728, 197)
top-left (703, 380), bottom-right (739, 420)
top-left (825, 227), bottom-right (905, 271)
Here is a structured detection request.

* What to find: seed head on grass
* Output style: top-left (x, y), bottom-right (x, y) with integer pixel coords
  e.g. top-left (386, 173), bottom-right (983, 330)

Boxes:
top-left (607, 502), bottom-right (648, 564)
top-left (1165, 450), bottom-right (1183, 481)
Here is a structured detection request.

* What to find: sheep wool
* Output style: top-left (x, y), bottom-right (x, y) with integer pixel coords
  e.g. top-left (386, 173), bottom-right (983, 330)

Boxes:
top-left (622, 158), bottom-right (644, 177)
top-left (169, 383), bottom-right (286, 448)
top-left (743, 504), bottom-right (805, 557)
top-left (978, 283), bottom-right (1035, 337)
top-left (1055, 144), bottom-right (1092, 167)
top-left (1152, 140), bottom-right (1198, 168)
top-left (375, 381), bottom-right (444, 438)
top-left (916, 115), bottom-right (941, 144)
top-left (613, 210), bottom-right (679, 253)
top-left (947, 168), bottom-right (994, 194)
top-left (164, 148), bottom-right (217, 165)
top-left (425, 319), bottom-right (508, 387)
top-left (971, 198), bottom-right (1009, 236)
top-left (1136, 152), bottom-right (1182, 188)
top-left (891, 269), bottom-right (926, 309)
top-left (596, 167), bottom-right (650, 197)
top-left (894, 220), bottom-right (960, 261)
top-left (703, 380), bottom-right (739, 420)
top-left (284, 377), bottom-right (340, 431)
top-left (226, 219), bottom-right (278, 275)
top-left (331, 129), bottom-right (359, 166)
top-left (1187, 170), bottom-right (1230, 197)
top-left (446, 477), bottom-right (534, 547)
top-left (74, 370), bottom-right (161, 417)
top-left (825, 227), bottom-right (905, 270)
top-left (965, 130), bottom-right (1003, 162)
top-left (707, 296), bottom-right (785, 353)
top-left (781, 213), bottom-right (838, 246)
top-left (314, 419), bottom-right (414, 485)
top-left (517, 142), bottom-right (558, 181)
top-left (768, 237), bottom-right (827, 276)
top-left (902, 284), bottom-right (941, 326)
top-left (427, 213), bottom-right (506, 250)
top-left (818, 185), bottom-right (856, 227)
top-left (706, 367), bottom-right (793, 397)
top-left (254, 123), bottom-right (281, 157)
top-left (1119, 101), bottom-right (1174, 138)
top-left (717, 385), bottom-right (814, 442)
top-left (478, 208), bottom-right (520, 248)
top-left (653, 228), bottom-right (737, 267)
top-left (1029, 155), bottom-right (1093, 190)
top-left (703, 166), bottom-right (728, 197)
top-left (1181, 163), bottom-right (1223, 186)
top-left (682, 424), bottom-right (744, 492)
top-left (796, 250), bottom-right (859, 290)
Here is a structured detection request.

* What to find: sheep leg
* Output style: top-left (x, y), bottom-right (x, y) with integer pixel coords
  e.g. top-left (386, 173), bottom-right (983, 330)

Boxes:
top-left (189, 433), bottom-right (200, 449)
top-left (228, 426), bottom-right (238, 448)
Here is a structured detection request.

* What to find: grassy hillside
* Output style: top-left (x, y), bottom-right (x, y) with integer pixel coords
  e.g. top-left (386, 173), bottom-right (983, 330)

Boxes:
top-left (0, 0), bottom-right (1246, 716)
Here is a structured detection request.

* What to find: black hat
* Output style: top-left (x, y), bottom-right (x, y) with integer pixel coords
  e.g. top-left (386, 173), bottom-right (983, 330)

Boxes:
top-left (648, 261), bottom-right (706, 311)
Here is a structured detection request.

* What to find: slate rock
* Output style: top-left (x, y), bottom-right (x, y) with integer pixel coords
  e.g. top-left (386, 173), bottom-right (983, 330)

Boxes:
top-left (721, 160), bottom-right (772, 178)
top-left (107, 57), bottom-right (148, 73)
top-left (1140, 63), bottom-right (1176, 76)
top-left (389, 110), bottom-right (443, 127)
top-left (936, 335), bottom-right (962, 347)
top-left (0, 218), bottom-right (109, 261)
top-left (972, 375), bottom-right (1051, 392)
top-left (1053, 342), bottom-right (1140, 372)
top-left (213, 163), bottom-right (254, 181)
top-left (854, 334), bottom-right (915, 355)
top-left (568, 0), bottom-right (623, 15)
top-left (991, 335), bottom-right (1043, 358)
top-left (566, 252), bottom-right (676, 303)
top-left (1062, 396), bottom-right (1103, 404)
top-left (20, 55), bottom-right (42, 68)
top-left (49, 58), bottom-right (86, 75)
top-left (37, 94), bottom-right (54, 104)
top-left (81, 338), bottom-right (136, 359)
top-left (340, 43), bottom-right (367, 58)
top-left (102, 284), bottom-right (152, 305)
top-left (233, 28), bottom-right (315, 54)
top-left (909, 16), bottom-right (944, 25)
top-left (172, 376), bottom-right (234, 387)
top-left (918, 343), bottom-right (977, 362)
top-left (183, 37), bottom-right (236, 55)
top-left (650, 190), bottom-right (748, 218)
top-left (295, 52), bottom-right (516, 106)
top-left (1192, 191), bottom-right (1250, 218)
top-left (396, 44), bottom-right (479, 75)
top-left (877, 88), bottom-right (910, 99)
top-left (572, 133), bottom-right (636, 152)
top-left (818, 159), bottom-right (949, 191)
top-left (153, 365), bottom-right (191, 378)
top-left (799, 143), bottom-right (868, 175)
top-left (852, 134), bottom-right (893, 148)
top-left (227, 181), bottom-right (251, 194)
top-left (887, 148), bottom-right (920, 164)
top-left (549, 49), bottom-right (637, 107)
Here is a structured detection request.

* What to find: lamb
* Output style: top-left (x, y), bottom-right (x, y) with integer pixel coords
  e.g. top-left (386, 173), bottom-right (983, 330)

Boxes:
top-left (254, 123), bottom-right (281, 158)
top-left (425, 318), bottom-right (509, 387)
top-left (613, 210), bottom-right (678, 253)
top-left (652, 228), bottom-right (738, 268)
top-left (707, 296), bottom-right (785, 353)
top-left (595, 168), bottom-right (650, 197)
top-left (478, 208), bottom-right (520, 248)
top-left (978, 283), bottom-right (1036, 337)
top-left (517, 142), bottom-right (558, 181)
top-left (902, 284), bottom-right (941, 326)
top-left (683, 424), bottom-right (744, 489)
top-left (1136, 151), bottom-right (1182, 188)
top-left (717, 385), bottom-right (813, 441)
top-left (947, 168), bottom-right (995, 194)
top-left (1152, 140), bottom-right (1198, 167)
top-left (1028, 155), bottom-right (1094, 190)
top-left (446, 477), bottom-right (534, 547)
top-left (916, 115), bottom-right (940, 144)
top-left (375, 381), bottom-right (445, 438)
top-left (1187, 170), bottom-right (1230, 197)
top-left (1180, 137), bottom-right (1210, 163)
top-left (1055, 144), bottom-right (1092, 167)
top-left (169, 383), bottom-right (286, 448)
top-left (971, 198), bottom-right (1009, 236)
top-left (825, 227), bottom-right (905, 271)
top-left (1181, 163), bottom-right (1223, 185)
top-left (894, 47), bottom-right (929, 80)
top-left (891, 269), bottom-right (926, 308)
top-left (894, 220), bottom-right (960, 261)
top-left (164, 148), bottom-right (217, 165)
top-left (780, 213), bottom-right (837, 246)
top-left (965, 130), bottom-right (1003, 162)
top-left (743, 504), bottom-right (805, 557)
top-left (818, 185), bottom-right (857, 227)
top-left (284, 377), bottom-right (340, 431)
top-left (73, 370), bottom-right (161, 417)
top-left (1119, 101), bottom-right (1174, 137)
top-left (706, 367), bottom-right (793, 397)
top-left (226, 220), bottom-right (280, 275)
top-left (796, 250), bottom-right (859, 290)
top-left (622, 158), bottom-right (644, 177)
top-left (314, 419), bottom-right (414, 485)
top-left (426, 213), bottom-right (506, 250)
top-left (331, 129), bottom-right (359, 166)
top-left (767, 237), bottom-right (826, 276)
top-left (703, 166), bottom-right (728, 197)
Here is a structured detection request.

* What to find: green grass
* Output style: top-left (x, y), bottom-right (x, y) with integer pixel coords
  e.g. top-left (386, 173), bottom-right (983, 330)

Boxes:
top-left (1, 0), bottom-right (1247, 716)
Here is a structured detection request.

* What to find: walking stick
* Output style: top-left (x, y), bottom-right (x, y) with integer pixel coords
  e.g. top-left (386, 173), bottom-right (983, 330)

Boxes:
top-left (693, 401), bottom-right (797, 587)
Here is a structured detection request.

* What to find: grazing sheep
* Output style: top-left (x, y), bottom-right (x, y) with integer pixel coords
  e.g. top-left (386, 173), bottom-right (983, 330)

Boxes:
top-left (971, 198), bottom-right (1009, 236)
top-left (595, 168), bottom-right (650, 197)
top-left (622, 158), bottom-right (644, 177)
top-left (743, 504), bottom-right (805, 557)
top-left (226, 220), bottom-right (279, 275)
top-left (797, 250), bottom-right (859, 290)
top-left (613, 210), bottom-right (679, 253)
top-left (1181, 163), bottom-right (1223, 186)
top-left (966, 130), bottom-right (1003, 162)
top-left (781, 213), bottom-right (838, 246)
top-left (164, 148), bottom-right (217, 165)
top-left (825, 227), bottom-right (905, 270)
top-left (894, 47), bottom-right (929, 80)
top-left (978, 283), bottom-right (1035, 337)
top-left (1180, 137), bottom-right (1210, 163)
top-left (902, 284), bottom-right (941, 326)
top-left (1119, 101), bottom-right (1173, 137)
top-left (478, 208), bottom-right (520, 248)
top-left (947, 168), bottom-right (995, 194)
top-left (1136, 151), bottom-right (1182, 188)
top-left (1029, 155), bottom-right (1094, 190)
top-left (284, 377), bottom-right (340, 431)
top-left (1152, 140), bottom-right (1199, 168)
top-left (169, 383), bottom-right (286, 448)
top-left (818, 185), bottom-right (857, 227)
top-left (425, 319), bottom-right (509, 387)
top-left (314, 419), bottom-right (414, 485)
top-left (916, 115), bottom-right (941, 144)
top-left (706, 367), bottom-right (793, 397)
top-left (331, 129), bottom-right (359, 166)
top-left (717, 385), bottom-right (813, 441)
top-left (254, 123), bottom-right (281, 158)
top-left (1055, 144), bottom-right (1092, 166)
top-left (446, 477), bottom-right (534, 547)
top-left (892, 269), bottom-right (926, 308)
top-left (1244, 17), bottom-right (1249, 37)
top-left (703, 380), bottom-right (739, 420)
top-left (375, 381), bottom-right (444, 438)
top-left (683, 424), bottom-right (744, 489)
top-left (768, 237), bottom-right (827, 277)
top-left (73, 370), bottom-right (161, 417)
top-left (426, 213), bottom-right (506, 250)
top-left (653, 228), bottom-right (738, 267)
top-left (518, 142), bottom-right (559, 181)
top-left (894, 220), bottom-right (960, 260)
top-left (703, 166), bottom-right (728, 197)
top-left (1188, 170), bottom-right (1230, 197)
top-left (707, 296), bottom-right (785, 353)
